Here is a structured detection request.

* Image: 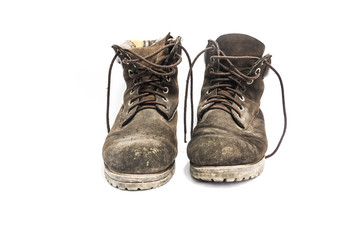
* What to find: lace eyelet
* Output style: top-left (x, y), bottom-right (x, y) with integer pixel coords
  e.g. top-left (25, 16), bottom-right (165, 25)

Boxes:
top-left (130, 88), bottom-right (135, 94)
top-left (255, 68), bottom-right (261, 75)
top-left (162, 97), bottom-right (168, 102)
top-left (210, 57), bottom-right (215, 63)
top-left (163, 87), bottom-right (169, 94)
top-left (206, 89), bottom-right (210, 95)
top-left (239, 105), bottom-right (244, 111)
top-left (128, 100), bottom-right (133, 106)
top-left (165, 76), bottom-right (171, 82)
top-left (209, 68), bottom-right (214, 74)
top-left (239, 95), bottom-right (245, 102)
top-left (246, 79), bottom-right (254, 85)
top-left (211, 44), bottom-right (216, 51)
top-left (241, 86), bottom-right (246, 92)
top-left (128, 69), bottom-right (134, 77)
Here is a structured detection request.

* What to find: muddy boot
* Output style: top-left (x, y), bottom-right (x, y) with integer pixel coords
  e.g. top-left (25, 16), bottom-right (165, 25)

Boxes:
top-left (186, 33), bottom-right (286, 182)
top-left (103, 33), bottom-right (183, 190)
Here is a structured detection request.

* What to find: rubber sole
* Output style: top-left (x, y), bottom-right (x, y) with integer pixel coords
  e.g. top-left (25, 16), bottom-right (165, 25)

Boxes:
top-left (105, 164), bottom-right (175, 191)
top-left (190, 157), bottom-right (265, 182)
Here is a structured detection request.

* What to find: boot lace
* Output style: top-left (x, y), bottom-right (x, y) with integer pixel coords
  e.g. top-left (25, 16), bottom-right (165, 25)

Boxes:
top-left (107, 42), bottom-right (193, 133)
top-left (184, 47), bottom-right (287, 159)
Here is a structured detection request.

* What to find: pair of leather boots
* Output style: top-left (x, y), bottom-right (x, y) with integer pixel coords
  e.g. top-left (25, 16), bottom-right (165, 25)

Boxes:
top-left (102, 33), bottom-right (287, 190)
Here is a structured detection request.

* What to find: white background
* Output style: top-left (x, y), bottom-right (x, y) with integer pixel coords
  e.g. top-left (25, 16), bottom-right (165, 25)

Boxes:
top-left (1, 0), bottom-right (359, 239)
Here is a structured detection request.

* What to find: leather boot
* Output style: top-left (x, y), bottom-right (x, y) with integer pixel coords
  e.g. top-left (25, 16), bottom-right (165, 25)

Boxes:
top-left (186, 33), bottom-right (286, 182)
top-left (103, 33), bottom-right (183, 190)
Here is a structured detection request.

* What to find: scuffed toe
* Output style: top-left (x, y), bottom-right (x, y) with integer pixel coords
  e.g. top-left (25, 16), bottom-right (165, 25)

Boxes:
top-left (103, 138), bottom-right (176, 174)
top-left (187, 134), bottom-right (265, 167)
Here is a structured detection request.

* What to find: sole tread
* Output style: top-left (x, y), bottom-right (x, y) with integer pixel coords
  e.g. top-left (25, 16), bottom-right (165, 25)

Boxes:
top-left (190, 157), bottom-right (265, 183)
top-left (105, 164), bottom-right (175, 191)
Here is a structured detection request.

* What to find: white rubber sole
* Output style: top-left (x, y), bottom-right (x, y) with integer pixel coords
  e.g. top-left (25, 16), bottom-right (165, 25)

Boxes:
top-left (190, 157), bottom-right (265, 182)
top-left (105, 164), bottom-right (175, 191)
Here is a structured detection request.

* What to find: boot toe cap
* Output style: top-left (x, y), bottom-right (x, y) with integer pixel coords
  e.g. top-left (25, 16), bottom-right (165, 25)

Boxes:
top-left (187, 134), bottom-right (266, 166)
top-left (103, 138), bottom-right (176, 174)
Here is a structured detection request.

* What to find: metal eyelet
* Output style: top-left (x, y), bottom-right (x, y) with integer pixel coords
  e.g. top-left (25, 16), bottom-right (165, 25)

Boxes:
top-left (209, 68), bottom-right (214, 74)
top-left (206, 89), bottom-right (210, 95)
top-left (239, 95), bottom-right (245, 102)
top-left (165, 76), bottom-right (171, 82)
top-left (130, 88), bottom-right (135, 94)
top-left (128, 69), bottom-right (134, 77)
top-left (162, 97), bottom-right (168, 102)
top-left (163, 87), bottom-right (169, 94)
top-left (211, 44), bottom-right (216, 51)
top-left (239, 105), bottom-right (244, 111)
top-left (210, 56), bottom-right (215, 63)
top-left (246, 79), bottom-right (254, 85)
top-left (255, 68), bottom-right (261, 75)
top-left (128, 100), bottom-right (133, 106)
top-left (241, 86), bottom-right (246, 92)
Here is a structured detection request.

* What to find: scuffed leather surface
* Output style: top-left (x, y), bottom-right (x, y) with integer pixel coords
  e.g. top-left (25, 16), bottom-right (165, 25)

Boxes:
top-left (188, 109), bottom-right (267, 166)
top-left (103, 109), bottom-right (177, 174)
top-left (188, 33), bottom-right (269, 166)
top-left (103, 35), bottom-right (179, 174)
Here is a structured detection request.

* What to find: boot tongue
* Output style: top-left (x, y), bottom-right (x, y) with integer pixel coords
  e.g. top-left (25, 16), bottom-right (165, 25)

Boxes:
top-left (216, 33), bottom-right (265, 68)
top-left (120, 33), bottom-right (173, 64)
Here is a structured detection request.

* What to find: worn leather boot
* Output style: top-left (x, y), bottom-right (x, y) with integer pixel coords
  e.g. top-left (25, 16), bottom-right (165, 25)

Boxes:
top-left (186, 33), bottom-right (286, 182)
top-left (103, 34), bottom-right (183, 190)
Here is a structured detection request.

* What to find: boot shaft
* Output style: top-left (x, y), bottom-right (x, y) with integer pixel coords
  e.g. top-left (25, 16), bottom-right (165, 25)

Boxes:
top-left (110, 34), bottom-right (182, 129)
top-left (198, 33), bottom-right (271, 129)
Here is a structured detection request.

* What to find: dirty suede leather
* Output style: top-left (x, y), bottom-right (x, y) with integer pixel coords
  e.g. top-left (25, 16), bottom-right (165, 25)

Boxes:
top-left (187, 34), bottom-right (270, 166)
top-left (103, 35), bottom-right (180, 174)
